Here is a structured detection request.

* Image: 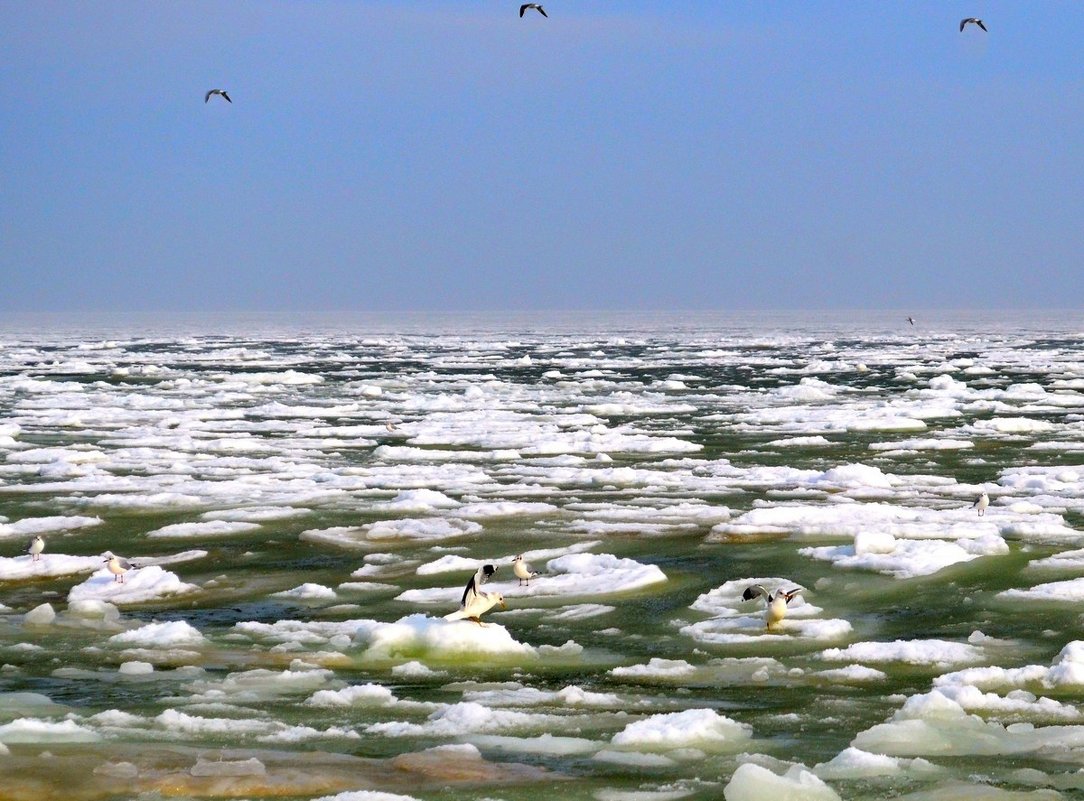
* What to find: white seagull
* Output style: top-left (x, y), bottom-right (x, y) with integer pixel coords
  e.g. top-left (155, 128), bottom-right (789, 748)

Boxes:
top-left (385, 421), bottom-right (398, 432)
top-left (103, 552), bottom-right (138, 583)
top-left (960, 18), bottom-right (987, 32)
top-left (973, 492), bottom-right (990, 517)
top-left (520, 4), bottom-right (547, 18)
top-left (445, 564), bottom-right (504, 624)
top-left (742, 584), bottom-right (803, 630)
top-left (513, 555), bottom-right (539, 586)
top-left (24, 535), bottom-right (45, 562)
top-left (205, 88), bottom-right (232, 104)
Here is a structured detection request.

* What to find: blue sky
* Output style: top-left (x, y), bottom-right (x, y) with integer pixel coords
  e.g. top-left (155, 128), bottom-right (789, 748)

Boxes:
top-left (2, 1), bottom-right (1082, 312)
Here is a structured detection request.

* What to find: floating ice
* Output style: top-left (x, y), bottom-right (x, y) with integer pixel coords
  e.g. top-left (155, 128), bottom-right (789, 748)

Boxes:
top-left (0, 515), bottom-right (102, 540)
top-left (273, 583), bottom-right (338, 601)
top-left (801, 532), bottom-right (1008, 578)
top-left (397, 553), bottom-right (666, 605)
top-left (610, 708), bottom-right (751, 752)
top-left (724, 763), bottom-right (841, 801)
top-left (366, 700), bottom-right (565, 738)
top-left (821, 639), bottom-right (985, 668)
top-left (146, 520), bottom-right (261, 538)
top-left (108, 620), bottom-right (205, 648)
top-left (357, 614), bottom-right (538, 662)
top-left (68, 565), bottom-right (198, 605)
top-left (681, 578), bottom-right (851, 645)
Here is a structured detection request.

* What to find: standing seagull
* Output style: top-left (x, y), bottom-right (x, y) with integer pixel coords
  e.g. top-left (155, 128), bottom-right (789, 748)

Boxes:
top-left (205, 88), bottom-right (232, 104)
top-left (24, 535), bottom-right (44, 562)
top-left (973, 492), bottom-right (990, 517)
top-left (513, 555), bottom-right (539, 586)
top-left (445, 564), bottom-right (504, 624)
top-left (520, 4), bottom-right (547, 17)
top-left (742, 584), bottom-right (803, 630)
top-left (960, 18), bottom-right (987, 32)
top-left (103, 552), bottom-right (138, 583)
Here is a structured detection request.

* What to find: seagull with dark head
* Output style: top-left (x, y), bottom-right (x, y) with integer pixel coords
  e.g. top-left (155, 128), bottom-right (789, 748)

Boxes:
top-left (520, 4), bottom-right (547, 18)
top-left (205, 88), bottom-right (232, 104)
top-left (445, 563), bottom-right (504, 624)
top-left (960, 18), bottom-right (987, 32)
top-left (743, 584), bottom-right (804, 630)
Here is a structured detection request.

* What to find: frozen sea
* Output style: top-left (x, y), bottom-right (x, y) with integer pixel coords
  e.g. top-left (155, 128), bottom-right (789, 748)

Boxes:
top-left (4, 310), bottom-right (1084, 800)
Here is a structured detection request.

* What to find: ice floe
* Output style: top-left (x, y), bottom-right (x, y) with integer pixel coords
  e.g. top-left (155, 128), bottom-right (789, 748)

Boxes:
top-left (68, 565), bottom-right (199, 605)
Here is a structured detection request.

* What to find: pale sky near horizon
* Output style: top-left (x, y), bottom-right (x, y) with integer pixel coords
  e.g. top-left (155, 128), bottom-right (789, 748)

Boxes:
top-left (2, 2), bottom-right (1082, 313)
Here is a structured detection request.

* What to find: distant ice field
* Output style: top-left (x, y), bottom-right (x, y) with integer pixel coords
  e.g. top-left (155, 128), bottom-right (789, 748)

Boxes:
top-left (4, 311), bottom-right (1084, 799)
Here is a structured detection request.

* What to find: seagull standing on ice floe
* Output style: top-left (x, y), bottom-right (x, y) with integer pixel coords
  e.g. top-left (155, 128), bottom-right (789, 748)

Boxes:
top-left (513, 555), bottom-right (539, 586)
top-left (742, 585), bottom-right (803, 630)
top-left (445, 564), bottom-right (504, 624)
top-left (24, 535), bottom-right (44, 562)
top-left (973, 492), bottom-right (990, 516)
top-left (205, 88), bottom-right (232, 103)
top-left (520, 4), bottom-right (547, 18)
top-left (103, 552), bottom-right (138, 583)
top-left (960, 18), bottom-right (987, 32)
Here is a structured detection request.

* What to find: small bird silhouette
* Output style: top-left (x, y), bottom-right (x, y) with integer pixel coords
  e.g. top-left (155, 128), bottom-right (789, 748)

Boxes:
top-left (907, 316), bottom-right (915, 326)
top-left (205, 88), bottom-right (232, 104)
top-left (960, 18), bottom-right (987, 32)
top-left (520, 4), bottom-right (547, 18)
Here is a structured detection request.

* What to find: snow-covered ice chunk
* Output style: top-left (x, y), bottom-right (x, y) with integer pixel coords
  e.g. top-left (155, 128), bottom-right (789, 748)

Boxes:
top-left (610, 708), bottom-right (751, 752)
top-left (724, 763), bottom-right (841, 801)
top-left (68, 565), bottom-right (198, 605)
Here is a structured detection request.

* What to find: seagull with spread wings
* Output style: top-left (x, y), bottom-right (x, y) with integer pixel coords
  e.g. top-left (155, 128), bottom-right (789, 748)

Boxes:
top-left (743, 584), bottom-right (804, 630)
top-left (445, 563), bottom-right (504, 624)
top-left (205, 88), bottom-right (232, 104)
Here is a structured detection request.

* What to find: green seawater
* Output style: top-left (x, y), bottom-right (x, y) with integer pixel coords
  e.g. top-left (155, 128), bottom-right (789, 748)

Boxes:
top-left (1, 312), bottom-right (1084, 800)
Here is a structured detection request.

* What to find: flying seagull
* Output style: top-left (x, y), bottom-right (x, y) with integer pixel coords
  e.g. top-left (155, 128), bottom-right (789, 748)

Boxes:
top-left (520, 4), bottom-right (547, 18)
top-left (960, 18), bottom-right (987, 32)
top-left (24, 535), bottom-right (44, 562)
top-left (973, 492), bottom-right (990, 517)
top-left (743, 584), bottom-right (803, 630)
top-left (513, 555), bottom-right (540, 586)
top-left (103, 552), bottom-right (138, 583)
top-left (445, 564), bottom-right (504, 623)
top-left (205, 89), bottom-right (232, 104)
top-left (907, 316), bottom-right (915, 326)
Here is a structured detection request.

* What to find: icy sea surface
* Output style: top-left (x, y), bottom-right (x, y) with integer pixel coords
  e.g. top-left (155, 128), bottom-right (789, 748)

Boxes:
top-left (5, 311), bottom-right (1084, 800)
